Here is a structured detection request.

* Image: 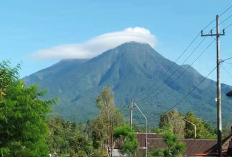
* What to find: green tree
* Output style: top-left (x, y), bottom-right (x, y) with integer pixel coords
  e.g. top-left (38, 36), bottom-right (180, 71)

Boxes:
top-left (113, 125), bottom-right (139, 156)
top-left (223, 123), bottom-right (232, 138)
top-left (155, 123), bottom-right (173, 135)
top-left (46, 117), bottom-right (104, 157)
top-left (150, 131), bottom-right (186, 157)
top-left (0, 61), bottom-right (56, 157)
top-left (0, 61), bottom-right (19, 98)
top-left (46, 117), bottom-right (74, 156)
top-left (159, 109), bottom-right (185, 138)
top-left (91, 86), bottom-right (125, 156)
top-left (69, 131), bottom-right (93, 157)
top-left (184, 111), bottom-right (216, 139)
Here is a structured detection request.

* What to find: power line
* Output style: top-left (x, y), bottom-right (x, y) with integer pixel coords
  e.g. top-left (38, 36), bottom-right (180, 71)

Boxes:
top-left (134, 10), bottom-right (232, 103)
top-left (202, 4), bottom-right (232, 32)
top-left (202, 15), bottom-right (225, 156)
top-left (130, 6), bottom-right (232, 124)
top-left (222, 56), bottom-right (232, 62)
top-left (139, 38), bottom-right (216, 104)
top-left (203, 14), bottom-right (232, 35)
top-left (220, 14), bottom-right (232, 25)
top-left (138, 95), bottom-right (230, 126)
top-left (219, 1), bottom-right (232, 17)
top-left (193, 97), bottom-right (215, 110)
top-left (135, 19), bottom-right (229, 103)
top-left (133, 5), bottom-right (232, 124)
top-left (224, 23), bottom-right (232, 29)
top-left (221, 64), bottom-right (232, 78)
top-left (133, 18), bottom-right (218, 102)
top-left (133, 33), bottom-right (201, 102)
top-left (202, 1), bottom-right (232, 31)
top-left (139, 96), bottom-right (215, 125)
top-left (146, 65), bottom-right (217, 123)
top-left (139, 27), bottom-right (226, 105)
top-left (136, 36), bottom-right (207, 102)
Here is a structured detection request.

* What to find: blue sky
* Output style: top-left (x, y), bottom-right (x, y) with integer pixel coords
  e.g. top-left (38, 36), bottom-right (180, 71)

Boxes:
top-left (1, 0), bottom-right (232, 85)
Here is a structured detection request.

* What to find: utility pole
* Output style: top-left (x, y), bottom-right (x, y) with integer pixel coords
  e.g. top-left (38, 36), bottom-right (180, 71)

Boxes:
top-left (130, 98), bottom-right (134, 129)
top-left (184, 119), bottom-right (197, 155)
top-left (134, 103), bottom-right (148, 157)
top-left (201, 15), bottom-right (225, 157)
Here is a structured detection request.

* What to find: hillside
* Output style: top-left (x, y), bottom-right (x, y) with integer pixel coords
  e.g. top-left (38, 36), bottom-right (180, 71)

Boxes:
top-left (24, 42), bottom-right (232, 126)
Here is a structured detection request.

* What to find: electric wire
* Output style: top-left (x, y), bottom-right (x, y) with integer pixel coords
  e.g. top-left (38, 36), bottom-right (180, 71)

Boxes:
top-left (220, 14), bottom-right (232, 25)
top-left (128, 4), bottom-right (232, 122)
top-left (135, 29), bottom-right (231, 125)
top-left (146, 65), bottom-right (217, 123)
top-left (135, 21), bottom-right (229, 103)
top-left (203, 12), bottom-right (232, 35)
top-left (133, 18), bottom-right (217, 102)
top-left (145, 61), bottom-right (232, 124)
top-left (133, 7), bottom-right (232, 103)
top-left (136, 66), bottom-right (217, 124)
top-left (223, 56), bottom-right (232, 62)
top-left (219, 1), bottom-right (232, 17)
top-left (139, 38), bottom-right (216, 104)
top-left (224, 23), bottom-right (232, 29)
top-left (137, 95), bottom-right (227, 125)
top-left (222, 64), bottom-right (232, 79)
top-left (138, 27), bottom-right (227, 105)
top-left (133, 33), bottom-right (201, 102)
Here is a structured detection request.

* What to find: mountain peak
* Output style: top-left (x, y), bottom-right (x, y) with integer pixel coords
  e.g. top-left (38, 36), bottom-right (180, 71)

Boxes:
top-left (116, 41), bottom-right (152, 49)
top-left (24, 40), bottom-right (232, 125)
top-left (88, 40), bottom-right (160, 64)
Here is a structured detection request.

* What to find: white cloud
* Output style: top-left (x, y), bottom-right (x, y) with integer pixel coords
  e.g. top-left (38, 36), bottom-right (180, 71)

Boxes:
top-left (33, 27), bottom-right (157, 60)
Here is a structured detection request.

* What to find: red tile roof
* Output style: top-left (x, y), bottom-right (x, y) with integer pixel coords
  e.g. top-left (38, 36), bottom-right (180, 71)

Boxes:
top-left (136, 133), bottom-right (232, 157)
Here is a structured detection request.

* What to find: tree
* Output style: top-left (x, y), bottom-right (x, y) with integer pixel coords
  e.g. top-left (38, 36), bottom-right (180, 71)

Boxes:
top-left (150, 131), bottom-right (186, 157)
top-left (46, 117), bottom-right (74, 156)
top-left (113, 125), bottom-right (139, 156)
top-left (0, 61), bottom-right (57, 157)
top-left (91, 86), bottom-right (125, 156)
top-left (184, 111), bottom-right (216, 139)
top-left (69, 131), bottom-right (93, 157)
top-left (223, 123), bottom-right (232, 138)
top-left (159, 109), bottom-right (185, 138)
top-left (0, 61), bottom-right (19, 98)
top-left (155, 123), bottom-right (173, 135)
top-left (46, 117), bottom-right (104, 157)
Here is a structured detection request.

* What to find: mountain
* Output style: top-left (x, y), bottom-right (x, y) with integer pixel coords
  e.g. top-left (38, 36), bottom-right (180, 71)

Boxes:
top-left (24, 42), bottom-right (232, 126)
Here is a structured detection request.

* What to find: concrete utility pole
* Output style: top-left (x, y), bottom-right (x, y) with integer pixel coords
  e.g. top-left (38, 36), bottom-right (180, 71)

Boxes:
top-left (134, 103), bottom-right (148, 157)
top-left (130, 98), bottom-right (134, 129)
top-left (184, 119), bottom-right (197, 155)
top-left (201, 15), bottom-right (225, 157)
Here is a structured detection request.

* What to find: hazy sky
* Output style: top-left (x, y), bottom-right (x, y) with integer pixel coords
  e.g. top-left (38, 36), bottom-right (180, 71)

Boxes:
top-left (1, 0), bottom-right (232, 85)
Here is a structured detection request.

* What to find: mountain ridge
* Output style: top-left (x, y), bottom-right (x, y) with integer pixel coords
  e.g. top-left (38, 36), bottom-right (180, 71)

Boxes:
top-left (24, 42), bottom-right (232, 126)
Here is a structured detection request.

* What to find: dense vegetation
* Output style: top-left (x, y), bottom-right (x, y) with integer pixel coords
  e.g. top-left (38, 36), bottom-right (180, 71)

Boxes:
top-left (149, 131), bottom-right (186, 157)
top-left (45, 87), bottom-right (139, 157)
top-left (0, 61), bottom-right (138, 157)
top-left (113, 125), bottom-right (139, 156)
top-left (158, 109), bottom-right (217, 139)
top-left (24, 42), bottom-right (232, 126)
top-left (0, 61), bottom-right (56, 156)
top-left (1, 60), bottom-right (231, 157)
top-left (46, 117), bottom-right (103, 157)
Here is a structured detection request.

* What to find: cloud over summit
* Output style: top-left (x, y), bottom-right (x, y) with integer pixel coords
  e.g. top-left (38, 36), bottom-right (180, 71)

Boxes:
top-left (33, 27), bottom-right (157, 60)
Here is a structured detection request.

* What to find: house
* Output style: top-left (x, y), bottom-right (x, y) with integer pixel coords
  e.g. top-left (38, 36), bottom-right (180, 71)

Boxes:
top-left (136, 132), bottom-right (232, 157)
